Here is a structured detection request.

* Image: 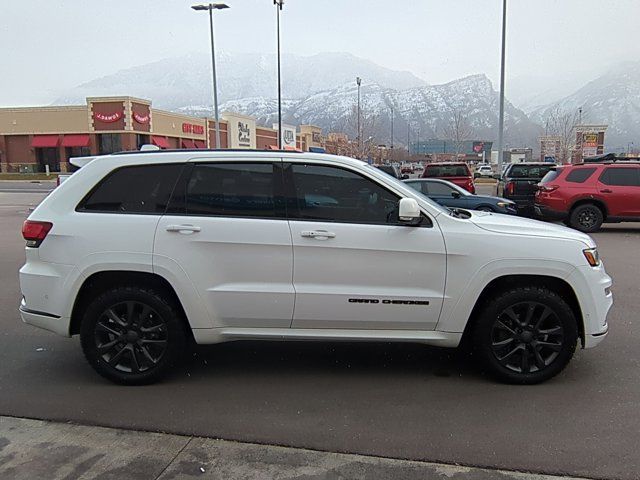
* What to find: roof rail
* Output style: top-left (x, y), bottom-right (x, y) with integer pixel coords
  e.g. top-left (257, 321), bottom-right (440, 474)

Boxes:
top-left (110, 148), bottom-right (309, 156)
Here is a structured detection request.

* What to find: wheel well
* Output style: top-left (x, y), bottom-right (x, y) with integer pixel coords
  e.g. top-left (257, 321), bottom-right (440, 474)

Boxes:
top-left (570, 199), bottom-right (608, 219)
top-left (69, 271), bottom-right (190, 338)
top-left (461, 274), bottom-right (585, 348)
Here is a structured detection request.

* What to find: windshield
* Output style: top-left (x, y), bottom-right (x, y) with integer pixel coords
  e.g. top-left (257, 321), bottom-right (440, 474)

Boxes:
top-left (424, 164), bottom-right (471, 177)
top-left (365, 165), bottom-right (448, 214)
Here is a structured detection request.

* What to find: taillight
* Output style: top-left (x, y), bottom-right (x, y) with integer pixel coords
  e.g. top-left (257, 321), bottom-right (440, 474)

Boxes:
top-left (539, 185), bottom-right (559, 193)
top-left (506, 181), bottom-right (515, 196)
top-left (22, 220), bottom-right (53, 248)
top-left (468, 180), bottom-right (475, 194)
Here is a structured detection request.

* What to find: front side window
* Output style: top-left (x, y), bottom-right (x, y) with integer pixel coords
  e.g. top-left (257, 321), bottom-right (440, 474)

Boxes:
top-left (79, 164), bottom-right (182, 213)
top-left (289, 164), bottom-right (400, 224)
top-left (185, 163), bottom-right (279, 217)
top-left (426, 182), bottom-right (457, 196)
top-left (599, 167), bottom-right (640, 187)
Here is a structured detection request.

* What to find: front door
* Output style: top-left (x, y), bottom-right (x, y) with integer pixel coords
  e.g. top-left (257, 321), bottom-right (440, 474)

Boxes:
top-left (154, 160), bottom-right (295, 329)
top-left (286, 163), bottom-right (446, 330)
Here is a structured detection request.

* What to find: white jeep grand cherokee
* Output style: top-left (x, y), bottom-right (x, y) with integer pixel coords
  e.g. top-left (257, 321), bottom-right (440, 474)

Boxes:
top-left (19, 150), bottom-right (612, 385)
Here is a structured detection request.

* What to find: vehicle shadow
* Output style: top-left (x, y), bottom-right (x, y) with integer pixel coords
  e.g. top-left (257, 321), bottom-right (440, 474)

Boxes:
top-left (180, 341), bottom-right (486, 381)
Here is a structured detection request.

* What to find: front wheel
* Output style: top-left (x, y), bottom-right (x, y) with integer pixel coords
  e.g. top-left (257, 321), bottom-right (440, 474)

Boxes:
top-left (473, 286), bottom-right (578, 384)
top-left (80, 286), bottom-right (187, 385)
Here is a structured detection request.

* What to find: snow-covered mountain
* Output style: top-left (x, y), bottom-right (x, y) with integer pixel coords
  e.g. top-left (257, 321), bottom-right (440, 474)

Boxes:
top-left (531, 62), bottom-right (640, 149)
top-left (56, 52), bottom-right (426, 110)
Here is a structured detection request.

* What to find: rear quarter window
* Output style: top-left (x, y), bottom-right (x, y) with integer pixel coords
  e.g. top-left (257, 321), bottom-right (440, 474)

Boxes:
top-left (78, 163), bottom-right (183, 214)
top-left (540, 167), bottom-right (563, 184)
top-left (565, 167), bottom-right (596, 183)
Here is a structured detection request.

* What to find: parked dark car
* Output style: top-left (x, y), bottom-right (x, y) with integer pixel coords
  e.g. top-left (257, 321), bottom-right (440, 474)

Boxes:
top-left (375, 164), bottom-right (408, 179)
top-left (421, 162), bottom-right (475, 193)
top-left (497, 162), bottom-right (556, 216)
top-left (404, 178), bottom-right (517, 214)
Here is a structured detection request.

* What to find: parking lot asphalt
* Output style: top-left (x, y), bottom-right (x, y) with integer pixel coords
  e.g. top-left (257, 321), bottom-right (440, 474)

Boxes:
top-left (1, 189), bottom-right (639, 480)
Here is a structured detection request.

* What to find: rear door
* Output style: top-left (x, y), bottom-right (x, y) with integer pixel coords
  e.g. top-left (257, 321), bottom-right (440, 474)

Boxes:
top-left (597, 166), bottom-right (640, 217)
top-left (154, 159), bottom-right (295, 329)
top-left (286, 161), bottom-right (446, 331)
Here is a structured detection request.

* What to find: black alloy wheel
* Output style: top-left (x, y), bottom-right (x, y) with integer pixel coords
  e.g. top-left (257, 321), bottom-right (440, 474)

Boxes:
top-left (81, 286), bottom-right (186, 385)
top-left (474, 286), bottom-right (578, 384)
top-left (491, 301), bottom-right (563, 374)
top-left (570, 204), bottom-right (603, 233)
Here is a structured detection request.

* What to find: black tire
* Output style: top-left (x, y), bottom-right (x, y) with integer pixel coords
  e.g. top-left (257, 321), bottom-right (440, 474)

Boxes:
top-left (473, 286), bottom-right (578, 384)
top-left (80, 286), bottom-right (187, 385)
top-left (569, 204), bottom-right (603, 233)
top-left (476, 206), bottom-right (495, 212)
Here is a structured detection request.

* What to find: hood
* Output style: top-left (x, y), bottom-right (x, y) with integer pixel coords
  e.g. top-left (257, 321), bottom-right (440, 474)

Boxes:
top-left (469, 211), bottom-right (595, 247)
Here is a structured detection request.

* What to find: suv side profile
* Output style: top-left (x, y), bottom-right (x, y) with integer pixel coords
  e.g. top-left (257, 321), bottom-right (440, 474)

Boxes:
top-left (20, 150), bottom-right (612, 385)
top-left (535, 162), bottom-right (640, 232)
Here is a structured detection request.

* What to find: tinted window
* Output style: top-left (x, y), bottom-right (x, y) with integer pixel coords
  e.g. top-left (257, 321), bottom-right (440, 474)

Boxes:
top-left (599, 167), bottom-right (640, 186)
top-left (424, 164), bottom-right (471, 177)
top-left (508, 165), bottom-right (554, 179)
top-left (565, 167), bottom-right (596, 183)
top-left (540, 168), bottom-right (563, 184)
top-left (80, 164), bottom-right (182, 213)
top-left (426, 182), bottom-right (456, 195)
top-left (405, 181), bottom-right (425, 194)
top-left (290, 164), bottom-right (400, 224)
top-left (185, 163), bottom-right (278, 217)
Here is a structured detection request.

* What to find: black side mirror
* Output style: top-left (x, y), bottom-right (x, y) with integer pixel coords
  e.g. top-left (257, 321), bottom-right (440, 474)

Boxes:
top-left (451, 191), bottom-right (461, 199)
top-left (401, 174), bottom-right (409, 180)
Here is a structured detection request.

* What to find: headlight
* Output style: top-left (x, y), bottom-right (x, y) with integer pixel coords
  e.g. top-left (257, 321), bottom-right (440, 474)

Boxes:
top-left (496, 201), bottom-right (514, 208)
top-left (583, 248), bottom-right (600, 267)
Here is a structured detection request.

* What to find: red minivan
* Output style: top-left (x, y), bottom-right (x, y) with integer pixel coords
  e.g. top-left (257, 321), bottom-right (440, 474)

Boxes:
top-left (535, 161), bottom-right (640, 232)
top-left (421, 162), bottom-right (475, 193)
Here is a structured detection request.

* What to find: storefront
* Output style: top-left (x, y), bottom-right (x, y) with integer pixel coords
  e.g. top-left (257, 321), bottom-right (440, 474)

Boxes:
top-left (0, 96), bottom-right (319, 172)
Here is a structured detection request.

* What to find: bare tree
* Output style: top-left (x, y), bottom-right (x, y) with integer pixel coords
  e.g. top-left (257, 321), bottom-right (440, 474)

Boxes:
top-left (444, 110), bottom-right (474, 156)
top-left (544, 106), bottom-right (584, 163)
top-left (343, 105), bottom-right (380, 160)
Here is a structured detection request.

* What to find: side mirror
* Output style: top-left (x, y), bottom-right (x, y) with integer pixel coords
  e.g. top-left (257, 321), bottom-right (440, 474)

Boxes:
top-left (398, 198), bottom-right (421, 224)
top-left (451, 191), bottom-right (461, 199)
top-left (401, 174), bottom-right (410, 180)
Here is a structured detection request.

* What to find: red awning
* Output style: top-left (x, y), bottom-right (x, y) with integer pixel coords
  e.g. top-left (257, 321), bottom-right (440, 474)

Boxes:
top-left (181, 139), bottom-right (196, 149)
top-left (61, 134), bottom-right (90, 147)
top-left (31, 135), bottom-right (59, 148)
top-left (193, 140), bottom-right (206, 149)
top-left (151, 136), bottom-right (170, 149)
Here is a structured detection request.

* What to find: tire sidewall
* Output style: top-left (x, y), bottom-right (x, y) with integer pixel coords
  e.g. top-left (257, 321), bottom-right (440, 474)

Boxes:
top-left (80, 287), bottom-right (186, 385)
top-left (474, 287), bottom-right (578, 384)
top-left (570, 204), bottom-right (603, 233)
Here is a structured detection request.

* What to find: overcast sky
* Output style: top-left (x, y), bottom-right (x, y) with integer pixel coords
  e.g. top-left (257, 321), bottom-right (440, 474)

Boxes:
top-left (2, 0), bottom-right (639, 106)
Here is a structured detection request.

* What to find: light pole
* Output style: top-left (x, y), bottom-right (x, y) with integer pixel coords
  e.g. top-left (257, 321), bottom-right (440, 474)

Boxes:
top-left (628, 142), bottom-right (634, 155)
top-left (496, 0), bottom-right (507, 171)
top-left (356, 77), bottom-right (362, 157)
top-left (192, 3), bottom-right (229, 150)
top-left (274, 0), bottom-right (284, 148)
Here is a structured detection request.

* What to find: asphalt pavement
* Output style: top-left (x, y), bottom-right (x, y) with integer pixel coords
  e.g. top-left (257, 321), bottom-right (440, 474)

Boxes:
top-left (1, 188), bottom-right (639, 479)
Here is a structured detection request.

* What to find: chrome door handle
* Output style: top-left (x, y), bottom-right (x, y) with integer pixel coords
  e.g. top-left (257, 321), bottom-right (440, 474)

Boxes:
top-left (300, 230), bottom-right (336, 239)
top-left (166, 224), bottom-right (201, 233)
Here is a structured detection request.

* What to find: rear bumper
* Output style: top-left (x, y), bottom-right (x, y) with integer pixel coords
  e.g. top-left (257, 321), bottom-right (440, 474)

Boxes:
top-left (19, 300), bottom-right (71, 337)
top-left (534, 204), bottom-right (568, 221)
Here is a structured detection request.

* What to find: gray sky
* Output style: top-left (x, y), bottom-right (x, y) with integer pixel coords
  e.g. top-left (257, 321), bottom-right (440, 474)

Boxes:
top-left (2, 0), bottom-right (639, 106)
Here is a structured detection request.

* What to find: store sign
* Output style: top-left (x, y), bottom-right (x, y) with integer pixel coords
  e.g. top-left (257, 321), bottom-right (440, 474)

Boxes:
top-left (94, 111), bottom-right (122, 123)
top-left (473, 141), bottom-right (486, 153)
top-left (582, 133), bottom-right (599, 157)
top-left (312, 132), bottom-right (322, 143)
top-left (275, 123), bottom-right (297, 148)
top-left (238, 122), bottom-right (251, 147)
top-left (182, 123), bottom-right (205, 135)
top-left (133, 112), bottom-right (150, 124)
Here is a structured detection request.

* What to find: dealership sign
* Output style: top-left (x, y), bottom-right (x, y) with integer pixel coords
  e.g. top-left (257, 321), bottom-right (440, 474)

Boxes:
top-left (94, 111), bottom-right (123, 123)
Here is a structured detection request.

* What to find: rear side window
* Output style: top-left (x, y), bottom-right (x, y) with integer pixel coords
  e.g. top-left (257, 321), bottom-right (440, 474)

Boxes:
top-left (540, 168), bottom-right (563, 184)
top-left (79, 164), bottom-right (183, 214)
top-left (565, 167), bottom-right (596, 184)
top-left (424, 164), bottom-right (471, 177)
top-left (599, 167), bottom-right (640, 186)
top-left (185, 163), bottom-right (279, 217)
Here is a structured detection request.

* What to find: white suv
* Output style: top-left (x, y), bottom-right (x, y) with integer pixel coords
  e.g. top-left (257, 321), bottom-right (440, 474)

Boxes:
top-left (19, 150), bottom-right (612, 385)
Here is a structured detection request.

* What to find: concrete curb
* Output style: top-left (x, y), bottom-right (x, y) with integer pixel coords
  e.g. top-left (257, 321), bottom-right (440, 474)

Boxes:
top-left (0, 416), bottom-right (589, 480)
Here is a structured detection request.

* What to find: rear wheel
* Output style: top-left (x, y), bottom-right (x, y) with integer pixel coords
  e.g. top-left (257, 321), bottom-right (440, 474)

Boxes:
top-left (80, 286), bottom-right (186, 385)
top-left (569, 204), bottom-right (603, 233)
top-left (473, 286), bottom-right (578, 384)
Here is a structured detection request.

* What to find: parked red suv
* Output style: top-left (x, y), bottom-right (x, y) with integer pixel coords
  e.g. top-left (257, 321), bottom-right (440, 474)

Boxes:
top-left (535, 161), bottom-right (640, 232)
top-left (421, 162), bottom-right (475, 193)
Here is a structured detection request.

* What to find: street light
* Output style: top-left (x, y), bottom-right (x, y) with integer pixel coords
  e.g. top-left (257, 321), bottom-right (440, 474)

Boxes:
top-left (496, 0), bottom-right (507, 171)
top-left (192, 3), bottom-right (229, 150)
top-left (356, 77), bottom-right (362, 157)
top-left (274, 0), bottom-right (284, 148)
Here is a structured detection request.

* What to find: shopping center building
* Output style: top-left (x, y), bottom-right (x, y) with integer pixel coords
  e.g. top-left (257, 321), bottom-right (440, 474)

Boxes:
top-left (0, 96), bottom-right (324, 172)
